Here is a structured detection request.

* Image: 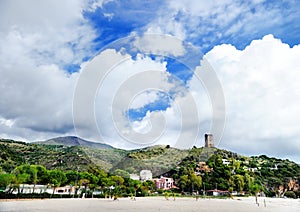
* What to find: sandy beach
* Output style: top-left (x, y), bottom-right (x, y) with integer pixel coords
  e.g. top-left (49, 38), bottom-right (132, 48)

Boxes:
top-left (0, 197), bottom-right (299, 212)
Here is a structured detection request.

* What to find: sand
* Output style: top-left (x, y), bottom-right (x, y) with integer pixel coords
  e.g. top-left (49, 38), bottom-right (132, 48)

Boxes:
top-left (0, 197), bottom-right (299, 212)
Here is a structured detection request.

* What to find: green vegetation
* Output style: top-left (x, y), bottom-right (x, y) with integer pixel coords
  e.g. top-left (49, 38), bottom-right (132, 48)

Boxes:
top-left (112, 146), bottom-right (188, 176)
top-left (0, 139), bottom-right (126, 173)
top-left (0, 138), bottom-right (299, 199)
top-left (0, 163), bottom-right (147, 198)
top-left (169, 148), bottom-right (300, 198)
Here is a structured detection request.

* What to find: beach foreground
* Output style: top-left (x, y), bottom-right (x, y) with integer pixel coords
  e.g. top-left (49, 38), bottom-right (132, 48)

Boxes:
top-left (0, 197), bottom-right (299, 212)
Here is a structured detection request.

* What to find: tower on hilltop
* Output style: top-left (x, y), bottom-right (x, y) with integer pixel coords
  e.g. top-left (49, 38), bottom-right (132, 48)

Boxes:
top-left (204, 134), bottom-right (214, 148)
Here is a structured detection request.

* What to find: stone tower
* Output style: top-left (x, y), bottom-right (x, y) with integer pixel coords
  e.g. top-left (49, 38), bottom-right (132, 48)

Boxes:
top-left (204, 133), bottom-right (214, 148)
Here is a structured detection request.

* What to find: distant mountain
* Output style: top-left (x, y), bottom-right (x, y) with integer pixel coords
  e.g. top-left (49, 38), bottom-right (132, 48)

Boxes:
top-left (35, 136), bottom-right (113, 149)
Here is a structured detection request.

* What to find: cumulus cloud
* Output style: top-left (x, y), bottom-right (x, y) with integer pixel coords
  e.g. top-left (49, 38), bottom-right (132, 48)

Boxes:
top-left (0, 0), bottom-right (96, 141)
top-left (71, 45), bottom-right (207, 150)
top-left (204, 34), bottom-right (300, 162)
top-left (0, 0), bottom-right (97, 67)
top-left (90, 53), bottom-right (174, 148)
top-left (0, 53), bottom-right (79, 140)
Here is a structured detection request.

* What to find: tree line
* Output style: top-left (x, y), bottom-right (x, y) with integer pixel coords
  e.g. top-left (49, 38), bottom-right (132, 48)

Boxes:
top-left (1, 148), bottom-right (299, 199)
top-left (0, 164), bottom-right (157, 198)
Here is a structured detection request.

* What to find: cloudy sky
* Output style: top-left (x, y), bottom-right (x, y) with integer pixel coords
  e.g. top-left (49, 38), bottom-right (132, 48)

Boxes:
top-left (1, 0), bottom-right (300, 163)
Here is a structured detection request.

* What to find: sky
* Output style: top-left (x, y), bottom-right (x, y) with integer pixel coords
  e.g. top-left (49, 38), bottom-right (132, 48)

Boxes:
top-left (1, 0), bottom-right (300, 163)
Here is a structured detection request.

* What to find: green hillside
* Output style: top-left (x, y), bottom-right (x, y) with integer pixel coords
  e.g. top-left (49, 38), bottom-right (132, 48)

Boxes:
top-left (0, 138), bottom-right (125, 173)
top-left (111, 145), bottom-right (189, 176)
top-left (0, 137), bottom-right (299, 198)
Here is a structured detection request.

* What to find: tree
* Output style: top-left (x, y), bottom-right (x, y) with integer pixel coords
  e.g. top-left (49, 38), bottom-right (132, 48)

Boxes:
top-left (126, 179), bottom-right (141, 197)
top-left (244, 173), bottom-right (254, 191)
top-left (190, 173), bottom-right (202, 191)
top-left (12, 173), bottom-right (29, 194)
top-left (250, 184), bottom-right (262, 205)
top-left (79, 178), bottom-right (90, 196)
top-left (112, 169), bottom-right (130, 179)
top-left (48, 170), bottom-right (67, 196)
top-left (142, 180), bottom-right (156, 192)
top-left (99, 176), bottom-right (113, 187)
top-left (111, 175), bottom-right (124, 186)
top-left (230, 174), bottom-right (245, 192)
top-left (14, 165), bottom-right (37, 184)
top-left (65, 171), bottom-right (78, 185)
top-left (206, 154), bottom-right (231, 189)
top-left (34, 165), bottom-right (49, 185)
top-left (178, 175), bottom-right (189, 191)
top-left (0, 173), bottom-right (13, 191)
top-left (97, 170), bottom-right (109, 187)
top-left (80, 172), bottom-right (99, 197)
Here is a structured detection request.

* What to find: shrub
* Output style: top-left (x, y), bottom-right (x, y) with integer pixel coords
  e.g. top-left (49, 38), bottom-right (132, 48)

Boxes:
top-left (284, 191), bottom-right (296, 199)
top-left (294, 190), bottom-right (300, 198)
top-left (265, 190), bottom-right (276, 197)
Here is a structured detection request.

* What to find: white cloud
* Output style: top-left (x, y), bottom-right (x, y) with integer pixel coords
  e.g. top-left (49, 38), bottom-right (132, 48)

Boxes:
top-left (87, 0), bottom-right (113, 12)
top-left (204, 34), bottom-right (300, 162)
top-left (0, 0), bottom-right (96, 141)
top-left (144, 0), bottom-right (300, 52)
top-left (73, 47), bottom-right (205, 149)
top-left (0, 0), bottom-right (97, 67)
top-left (131, 111), bottom-right (153, 134)
top-left (145, 17), bottom-right (187, 41)
top-left (73, 50), bottom-right (170, 147)
top-left (133, 34), bottom-right (186, 57)
top-left (0, 58), bottom-right (78, 140)
top-left (144, 0), bottom-right (241, 42)
top-left (130, 91), bottom-right (160, 109)
top-left (92, 54), bottom-right (175, 148)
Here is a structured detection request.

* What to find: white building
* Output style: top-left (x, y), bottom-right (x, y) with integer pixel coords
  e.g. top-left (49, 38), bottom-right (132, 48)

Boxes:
top-left (129, 173), bottom-right (140, 181)
top-left (12, 184), bottom-right (77, 195)
top-left (14, 184), bottom-right (48, 194)
top-left (140, 170), bottom-right (152, 181)
top-left (222, 159), bottom-right (230, 166)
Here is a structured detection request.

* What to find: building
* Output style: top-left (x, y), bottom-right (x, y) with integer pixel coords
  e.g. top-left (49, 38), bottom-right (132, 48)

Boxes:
top-left (13, 184), bottom-right (48, 194)
top-left (204, 134), bottom-right (214, 147)
top-left (206, 189), bottom-right (230, 196)
top-left (129, 173), bottom-right (140, 181)
top-left (53, 185), bottom-right (75, 194)
top-left (153, 176), bottom-right (174, 190)
top-left (222, 159), bottom-right (230, 166)
top-left (140, 170), bottom-right (152, 181)
top-left (195, 162), bottom-right (212, 175)
top-left (247, 167), bottom-right (258, 172)
top-left (11, 184), bottom-right (76, 195)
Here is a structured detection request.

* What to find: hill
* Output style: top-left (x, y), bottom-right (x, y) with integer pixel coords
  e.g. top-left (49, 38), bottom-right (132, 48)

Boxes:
top-left (110, 145), bottom-right (190, 176)
top-left (0, 138), bottom-right (126, 173)
top-left (35, 136), bottom-right (113, 149)
top-left (1, 137), bottom-right (300, 197)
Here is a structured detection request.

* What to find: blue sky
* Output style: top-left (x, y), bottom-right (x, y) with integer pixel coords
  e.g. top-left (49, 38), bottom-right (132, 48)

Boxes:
top-left (80, 0), bottom-right (300, 63)
top-left (1, 0), bottom-right (300, 162)
top-left (79, 0), bottom-right (300, 132)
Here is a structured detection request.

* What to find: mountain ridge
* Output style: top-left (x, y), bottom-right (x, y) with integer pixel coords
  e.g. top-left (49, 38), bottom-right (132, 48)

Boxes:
top-left (34, 136), bottom-right (113, 149)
